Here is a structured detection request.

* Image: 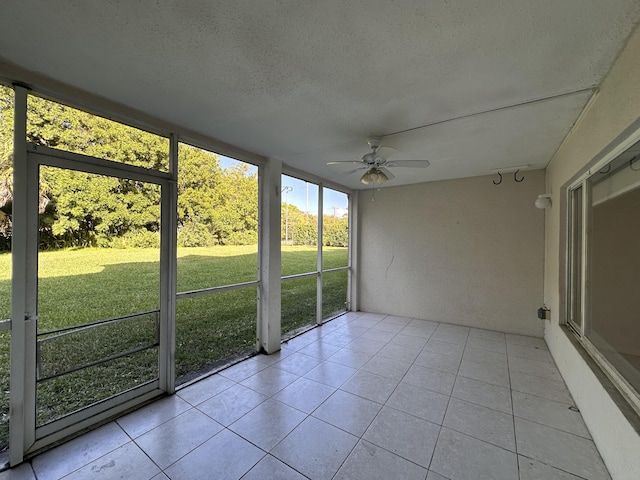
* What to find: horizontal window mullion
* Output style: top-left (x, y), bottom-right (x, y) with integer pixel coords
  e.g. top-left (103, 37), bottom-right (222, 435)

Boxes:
top-left (321, 266), bottom-right (350, 274)
top-left (36, 343), bottom-right (159, 383)
top-left (37, 310), bottom-right (159, 337)
top-left (176, 280), bottom-right (259, 300)
top-left (281, 272), bottom-right (318, 282)
top-left (28, 144), bottom-right (172, 184)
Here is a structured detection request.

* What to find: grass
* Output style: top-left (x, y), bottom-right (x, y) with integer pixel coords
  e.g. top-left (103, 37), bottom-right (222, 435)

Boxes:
top-left (0, 245), bottom-right (348, 450)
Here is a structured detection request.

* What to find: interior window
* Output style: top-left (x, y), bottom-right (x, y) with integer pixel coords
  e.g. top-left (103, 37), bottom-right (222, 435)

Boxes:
top-left (586, 145), bottom-right (640, 395)
top-left (568, 139), bottom-right (640, 408)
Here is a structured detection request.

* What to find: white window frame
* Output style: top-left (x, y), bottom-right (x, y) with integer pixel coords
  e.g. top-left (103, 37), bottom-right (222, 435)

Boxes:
top-left (10, 88), bottom-right (177, 462)
top-left (3, 82), bottom-right (355, 465)
top-left (280, 168), bottom-right (353, 330)
top-left (565, 126), bottom-right (640, 417)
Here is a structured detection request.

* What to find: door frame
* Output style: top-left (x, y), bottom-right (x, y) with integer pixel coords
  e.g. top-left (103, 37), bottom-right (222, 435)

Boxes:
top-left (9, 87), bottom-right (177, 464)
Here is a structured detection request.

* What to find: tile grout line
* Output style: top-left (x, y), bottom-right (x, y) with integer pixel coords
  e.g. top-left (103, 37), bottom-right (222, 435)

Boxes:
top-left (505, 336), bottom-right (522, 480)
top-left (282, 317), bottom-right (386, 478)
top-left (329, 313), bottom-right (429, 479)
top-left (424, 323), bottom-right (466, 477)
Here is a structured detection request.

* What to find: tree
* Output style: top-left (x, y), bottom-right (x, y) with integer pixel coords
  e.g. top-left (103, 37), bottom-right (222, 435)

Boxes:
top-left (323, 213), bottom-right (348, 247)
top-left (25, 96), bottom-right (166, 248)
top-left (177, 145), bottom-right (224, 247)
top-left (212, 163), bottom-right (259, 245)
top-left (0, 86), bottom-right (14, 248)
top-left (0, 89), bottom-right (260, 250)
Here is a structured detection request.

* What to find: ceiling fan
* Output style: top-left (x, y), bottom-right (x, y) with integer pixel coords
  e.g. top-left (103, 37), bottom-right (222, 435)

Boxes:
top-left (327, 137), bottom-right (430, 185)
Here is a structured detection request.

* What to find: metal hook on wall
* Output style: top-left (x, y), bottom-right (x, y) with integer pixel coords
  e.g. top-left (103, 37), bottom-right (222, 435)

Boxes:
top-left (514, 169), bottom-right (524, 182)
top-left (599, 164), bottom-right (611, 174)
top-left (631, 155), bottom-right (640, 171)
top-left (493, 172), bottom-right (503, 185)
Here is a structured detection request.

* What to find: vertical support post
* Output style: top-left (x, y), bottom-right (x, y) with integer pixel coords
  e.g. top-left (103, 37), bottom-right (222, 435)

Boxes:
top-left (10, 85), bottom-right (38, 465)
top-left (257, 158), bottom-right (282, 354)
top-left (348, 192), bottom-right (359, 312)
top-left (159, 133), bottom-right (178, 393)
top-left (316, 185), bottom-right (323, 325)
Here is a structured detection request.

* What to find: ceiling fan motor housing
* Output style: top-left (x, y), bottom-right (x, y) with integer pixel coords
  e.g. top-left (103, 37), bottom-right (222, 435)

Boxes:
top-left (362, 152), bottom-right (386, 165)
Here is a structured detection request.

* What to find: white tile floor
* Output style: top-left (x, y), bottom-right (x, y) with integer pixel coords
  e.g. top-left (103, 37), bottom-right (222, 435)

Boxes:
top-left (1, 312), bottom-right (612, 480)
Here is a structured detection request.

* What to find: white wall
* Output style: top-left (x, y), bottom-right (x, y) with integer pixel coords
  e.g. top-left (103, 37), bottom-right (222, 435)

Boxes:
top-left (357, 169), bottom-right (545, 336)
top-left (544, 23), bottom-right (640, 480)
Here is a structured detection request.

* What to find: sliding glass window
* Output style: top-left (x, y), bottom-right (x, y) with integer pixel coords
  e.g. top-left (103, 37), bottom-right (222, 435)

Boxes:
top-left (567, 138), bottom-right (640, 413)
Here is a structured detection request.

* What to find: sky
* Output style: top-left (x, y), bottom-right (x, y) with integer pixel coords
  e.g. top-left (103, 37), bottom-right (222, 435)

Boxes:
top-left (220, 155), bottom-right (349, 217)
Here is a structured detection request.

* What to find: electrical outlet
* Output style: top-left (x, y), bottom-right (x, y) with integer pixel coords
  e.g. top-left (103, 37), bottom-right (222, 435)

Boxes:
top-left (537, 307), bottom-right (551, 320)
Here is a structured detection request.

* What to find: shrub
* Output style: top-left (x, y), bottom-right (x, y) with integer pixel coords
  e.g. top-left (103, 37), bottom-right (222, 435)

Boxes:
top-left (177, 222), bottom-right (216, 247)
top-left (112, 230), bottom-right (160, 249)
top-left (226, 230), bottom-right (257, 245)
top-left (291, 222), bottom-right (317, 246)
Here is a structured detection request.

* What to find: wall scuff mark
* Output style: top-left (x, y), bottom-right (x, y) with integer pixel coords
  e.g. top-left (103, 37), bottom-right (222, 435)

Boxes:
top-left (385, 254), bottom-right (394, 279)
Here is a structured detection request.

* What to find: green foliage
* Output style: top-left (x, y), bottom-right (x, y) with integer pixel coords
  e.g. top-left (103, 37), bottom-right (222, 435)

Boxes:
top-left (323, 214), bottom-right (349, 247)
top-left (0, 86), bottom-right (13, 242)
top-left (208, 163), bottom-right (259, 245)
top-left (26, 96), bottom-right (170, 170)
top-left (177, 221), bottom-right (217, 247)
top-left (291, 219), bottom-right (318, 246)
top-left (0, 91), bottom-right (259, 250)
top-left (1, 90), bottom-right (352, 252)
top-left (281, 202), bottom-right (348, 247)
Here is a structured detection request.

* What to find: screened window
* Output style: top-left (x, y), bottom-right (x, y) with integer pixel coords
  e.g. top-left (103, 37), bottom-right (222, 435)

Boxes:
top-left (322, 187), bottom-right (349, 318)
top-left (26, 95), bottom-right (169, 172)
top-left (175, 145), bottom-right (259, 383)
top-left (280, 177), bottom-right (351, 336)
top-left (281, 175), bottom-right (318, 335)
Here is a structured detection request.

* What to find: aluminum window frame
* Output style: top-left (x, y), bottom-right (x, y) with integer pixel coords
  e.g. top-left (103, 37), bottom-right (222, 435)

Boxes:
top-left (280, 169), bottom-right (352, 328)
top-left (564, 126), bottom-right (640, 417)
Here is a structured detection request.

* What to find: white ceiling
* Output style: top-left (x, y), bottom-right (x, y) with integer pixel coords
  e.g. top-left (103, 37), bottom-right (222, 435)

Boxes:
top-left (1, 1), bottom-right (639, 189)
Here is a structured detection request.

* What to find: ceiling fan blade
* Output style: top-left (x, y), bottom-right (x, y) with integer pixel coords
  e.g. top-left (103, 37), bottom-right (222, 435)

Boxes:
top-left (376, 146), bottom-right (397, 160)
top-left (385, 160), bottom-right (431, 168)
top-left (378, 167), bottom-right (395, 180)
top-left (327, 160), bottom-right (364, 165)
top-left (337, 167), bottom-right (368, 177)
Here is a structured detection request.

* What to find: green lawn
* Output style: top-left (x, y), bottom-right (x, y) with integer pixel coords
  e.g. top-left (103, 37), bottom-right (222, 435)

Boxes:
top-left (0, 245), bottom-right (348, 451)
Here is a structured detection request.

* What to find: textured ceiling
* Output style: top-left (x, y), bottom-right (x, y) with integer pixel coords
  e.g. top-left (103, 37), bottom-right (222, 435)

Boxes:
top-left (1, 1), bottom-right (639, 189)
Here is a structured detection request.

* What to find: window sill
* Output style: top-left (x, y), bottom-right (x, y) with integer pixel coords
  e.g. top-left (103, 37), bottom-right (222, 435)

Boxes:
top-left (561, 323), bottom-right (640, 436)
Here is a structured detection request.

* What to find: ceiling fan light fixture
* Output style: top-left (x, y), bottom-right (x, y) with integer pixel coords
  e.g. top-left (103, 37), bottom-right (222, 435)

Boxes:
top-left (360, 168), bottom-right (388, 185)
top-left (360, 170), bottom-right (373, 184)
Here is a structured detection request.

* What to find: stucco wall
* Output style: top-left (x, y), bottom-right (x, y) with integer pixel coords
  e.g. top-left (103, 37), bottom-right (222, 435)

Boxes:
top-left (357, 169), bottom-right (545, 336)
top-left (544, 23), bottom-right (640, 480)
